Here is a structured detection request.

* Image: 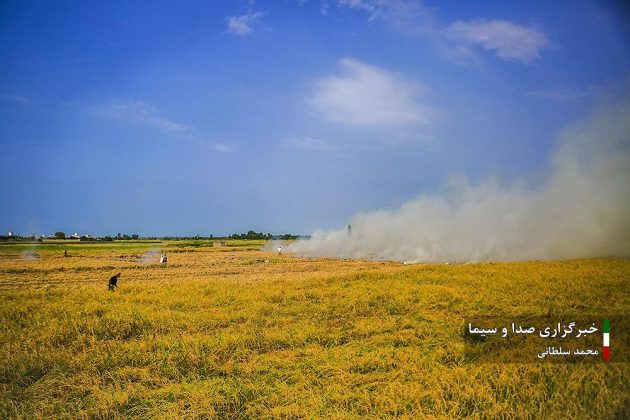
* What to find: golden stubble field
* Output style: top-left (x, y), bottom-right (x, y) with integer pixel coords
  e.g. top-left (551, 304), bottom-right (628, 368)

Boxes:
top-left (0, 241), bottom-right (628, 418)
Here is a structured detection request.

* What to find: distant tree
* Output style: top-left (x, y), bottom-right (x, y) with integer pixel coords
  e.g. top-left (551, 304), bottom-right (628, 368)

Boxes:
top-left (54, 231), bottom-right (66, 239)
top-left (229, 230), bottom-right (273, 240)
top-left (131, 234), bottom-right (139, 240)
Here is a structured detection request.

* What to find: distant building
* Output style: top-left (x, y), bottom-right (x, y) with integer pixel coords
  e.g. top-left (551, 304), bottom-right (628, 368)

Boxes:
top-left (7, 231), bottom-right (13, 237)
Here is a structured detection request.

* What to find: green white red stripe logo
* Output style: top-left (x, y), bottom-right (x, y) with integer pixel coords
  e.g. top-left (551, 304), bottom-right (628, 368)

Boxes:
top-left (603, 319), bottom-right (610, 361)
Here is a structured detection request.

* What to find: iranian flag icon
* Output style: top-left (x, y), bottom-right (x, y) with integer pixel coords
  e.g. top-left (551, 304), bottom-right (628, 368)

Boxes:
top-left (603, 320), bottom-right (610, 361)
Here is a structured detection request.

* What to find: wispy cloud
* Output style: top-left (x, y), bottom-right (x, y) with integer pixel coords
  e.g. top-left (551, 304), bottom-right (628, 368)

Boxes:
top-left (336, 0), bottom-right (551, 64)
top-left (63, 57), bottom-right (97, 64)
top-left (89, 99), bottom-right (235, 152)
top-left (526, 87), bottom-right (593, 102)
top-left (523, 73), bottom-right (630, 103)
top-left (337, 0), bottom-right (382, 17)
top-left (226, 10), bottom-right (267, 36)
top-left (89, 100), bottom-right (192, 133)
top-left (525, 79), bottom-right (623, 102)
top-left (1, 93), bottom-right (29, 104)
top-left (444, 20), bottom-right (550, 63)
top-left (285, 136), bottom-right (332, 150)
top-left (309, 58), bottom-right (435, 126)
top-left (338, 0), bottom-right (432, 27)
top-left (320, 1), bottom-right (330, 15)
top-left (211, 143), bottom-right (236, 153)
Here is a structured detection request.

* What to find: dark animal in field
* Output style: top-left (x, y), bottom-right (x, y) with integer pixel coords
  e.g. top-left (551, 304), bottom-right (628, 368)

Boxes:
top-left (108, 272), bottom-right (121, 291)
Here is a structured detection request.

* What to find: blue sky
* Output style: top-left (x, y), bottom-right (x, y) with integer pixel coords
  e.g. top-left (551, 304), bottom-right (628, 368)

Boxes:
top-left (1, 0), bottom-right (628, 236)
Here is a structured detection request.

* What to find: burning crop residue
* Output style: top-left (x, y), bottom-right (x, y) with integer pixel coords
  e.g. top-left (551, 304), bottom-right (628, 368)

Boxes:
top-left (290, 99), bottom-right (630, 262)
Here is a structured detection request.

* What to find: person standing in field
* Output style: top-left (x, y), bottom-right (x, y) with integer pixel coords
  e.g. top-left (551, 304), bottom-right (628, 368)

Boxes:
top-left (160, 253), bottom-right (167, 264)
top-left (108, 272), bottom-right (121, 291)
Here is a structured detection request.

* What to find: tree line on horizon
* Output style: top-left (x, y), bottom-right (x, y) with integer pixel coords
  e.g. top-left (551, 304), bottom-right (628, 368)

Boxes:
top-left (0, 230), bottom-right (302, 242)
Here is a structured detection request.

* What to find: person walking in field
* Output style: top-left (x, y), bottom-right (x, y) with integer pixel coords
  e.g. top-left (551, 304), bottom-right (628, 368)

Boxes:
top-left (108, 272), bottom-right (121, 291)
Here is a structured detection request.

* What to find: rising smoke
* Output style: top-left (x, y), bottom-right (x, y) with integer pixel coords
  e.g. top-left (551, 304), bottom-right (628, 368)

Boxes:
top-left (289, 99), bottom-right (630, 262)
top-left (139, 249), bottom-right (162, 264)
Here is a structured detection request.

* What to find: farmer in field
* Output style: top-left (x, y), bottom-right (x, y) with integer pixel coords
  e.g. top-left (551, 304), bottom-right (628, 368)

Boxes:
top-left (108, 272), bottom-right (121, 291)
top-left (160, 253), bottom-right (167, 264)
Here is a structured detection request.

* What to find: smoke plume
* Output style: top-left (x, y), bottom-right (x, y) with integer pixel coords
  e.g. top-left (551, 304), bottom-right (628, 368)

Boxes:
top-left (289, 99), bottom-right (630, 262)
top-left (139, 249), bottom-right (162, 264)
top-left (261, 240), bottom-right (288, 253)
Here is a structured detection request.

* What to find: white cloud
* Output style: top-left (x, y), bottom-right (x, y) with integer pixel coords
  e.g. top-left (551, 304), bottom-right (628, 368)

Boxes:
top-left (309, 58), bottom-right (434, 126)
top-left (336, 1), bottom-right (551, 64)
top-left (226, 11), bottom-right (266, 36)
top-left (444, 20), bottom-right (550, 63)
top-left (89, 100), bottom-right (192, 133)
top-left (285, 136), bottom-right (331, 150)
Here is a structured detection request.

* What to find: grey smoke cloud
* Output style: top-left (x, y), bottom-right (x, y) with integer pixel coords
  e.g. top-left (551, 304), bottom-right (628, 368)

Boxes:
top-left (139, 249), bottom-right (161, 264)
top-left (289, 99), bottom-right (630, 262)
